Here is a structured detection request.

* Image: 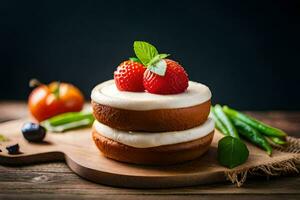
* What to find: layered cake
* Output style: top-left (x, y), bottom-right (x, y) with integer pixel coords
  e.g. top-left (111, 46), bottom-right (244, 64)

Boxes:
top-left (91, 41), bottom-right (214, 165)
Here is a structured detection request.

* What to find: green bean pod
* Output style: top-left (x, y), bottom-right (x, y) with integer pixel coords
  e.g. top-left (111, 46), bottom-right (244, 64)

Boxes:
top-left (214, 104), bottom-right (239, 139)
top-left (210, 106), bottom-right (230, 136)
top-left (268, 136), bottom-right (287, 145)
top-left (230, 117), bottom-right (272, 155)
top-left (41, 111), bottom-right (95, 132)
top-left (223, 106), bottom-right (287, 138)
top-left (44, 112), bottom-right (94, 126)
top-left (42, 118), bottom-right (94, 132)
top-left (44, 118), bottom-right (94, 133)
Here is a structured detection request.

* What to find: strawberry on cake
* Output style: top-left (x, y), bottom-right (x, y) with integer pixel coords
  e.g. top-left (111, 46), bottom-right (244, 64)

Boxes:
top-left (91, 41), bottom-right (214, 165)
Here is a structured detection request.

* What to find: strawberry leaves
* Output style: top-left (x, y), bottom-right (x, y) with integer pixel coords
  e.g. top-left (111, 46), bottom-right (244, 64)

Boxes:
top-left (147, 59), bottom-right (167, 76)
top-left (133, 41), bottom-right (169, 76)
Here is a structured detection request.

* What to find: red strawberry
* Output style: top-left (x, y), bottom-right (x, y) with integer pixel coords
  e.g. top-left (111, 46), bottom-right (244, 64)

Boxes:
top-left (114, 60), bottom-right (146, 92)
top-left (143, 59), bottom-right (189, 94)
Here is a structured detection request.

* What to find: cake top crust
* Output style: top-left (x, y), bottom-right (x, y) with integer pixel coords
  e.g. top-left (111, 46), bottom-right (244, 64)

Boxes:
top-left (91, 80), bottom-right (211, 111)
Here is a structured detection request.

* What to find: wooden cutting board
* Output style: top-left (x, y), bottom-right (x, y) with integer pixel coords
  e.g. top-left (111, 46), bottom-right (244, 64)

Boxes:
top-left (0, 118), bottom-right (289, 188)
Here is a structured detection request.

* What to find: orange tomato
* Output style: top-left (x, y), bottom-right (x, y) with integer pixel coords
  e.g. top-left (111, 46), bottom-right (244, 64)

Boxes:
top-left (28, 82), bottom-right (85, 122)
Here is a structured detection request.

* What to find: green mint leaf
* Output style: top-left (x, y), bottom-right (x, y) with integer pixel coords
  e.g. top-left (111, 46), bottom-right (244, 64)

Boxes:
top-left (133, 41), bottom-right (158, 65)
top-left (148, 59), bottom-right (167, 76)
top-left (129, 57), bottom-right (142, 64)
top-left (158, 53), bottom-right (170, 59)
top-left (148, 54), bottom-right (170, 66)
top-left (147, 54), bottom-right (161, 66)
top-left (217, 136), bottom-right (249, 169)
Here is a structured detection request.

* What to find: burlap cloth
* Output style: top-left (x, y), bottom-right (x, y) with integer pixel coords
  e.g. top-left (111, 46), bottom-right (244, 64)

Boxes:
top-left (212, 131), bottom-right (300, 187)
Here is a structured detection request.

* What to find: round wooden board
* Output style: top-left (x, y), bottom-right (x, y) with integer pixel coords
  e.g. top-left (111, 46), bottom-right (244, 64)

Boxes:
top-left (0, 119), bottom-right (228, 188)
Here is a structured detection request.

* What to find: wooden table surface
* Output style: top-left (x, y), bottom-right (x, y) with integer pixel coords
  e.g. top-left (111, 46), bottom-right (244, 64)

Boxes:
top-left (0, 101), bottom-right (299, 200)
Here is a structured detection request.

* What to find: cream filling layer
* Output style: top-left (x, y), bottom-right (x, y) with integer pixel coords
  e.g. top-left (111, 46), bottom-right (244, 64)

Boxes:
top-left (91, 80), bottom-right (211, 111)
top-left (93, 118), bottom-right (215, 148)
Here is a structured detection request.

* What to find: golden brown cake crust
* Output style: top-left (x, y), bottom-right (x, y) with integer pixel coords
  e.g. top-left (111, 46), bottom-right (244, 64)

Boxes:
top-left (91, 100), bottom-right (211, 132)
top-left (92, 128), bottom-right (214, 165)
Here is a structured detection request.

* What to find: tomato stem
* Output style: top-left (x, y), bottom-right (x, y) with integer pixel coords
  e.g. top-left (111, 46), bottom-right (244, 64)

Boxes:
top-left (52, 82), bottom-right (60, 99)
top-left (29, 78), bottom-right (42, 88)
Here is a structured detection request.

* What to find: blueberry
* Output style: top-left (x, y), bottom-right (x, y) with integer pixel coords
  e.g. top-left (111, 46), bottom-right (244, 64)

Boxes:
top-left (21, 122), bottom-right (46, 142)
top-left (6, 144), bottom-right (20, 154)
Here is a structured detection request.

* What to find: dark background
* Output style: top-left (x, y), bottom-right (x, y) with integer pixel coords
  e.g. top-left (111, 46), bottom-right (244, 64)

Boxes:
top-left (1, 0), bottom-right (299, 110)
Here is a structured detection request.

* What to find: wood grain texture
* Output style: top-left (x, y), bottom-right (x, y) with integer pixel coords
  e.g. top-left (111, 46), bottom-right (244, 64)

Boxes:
top-left (0, 101), bottom-right (299, 199)
top-left (0, 162), bottom-right (299, 199)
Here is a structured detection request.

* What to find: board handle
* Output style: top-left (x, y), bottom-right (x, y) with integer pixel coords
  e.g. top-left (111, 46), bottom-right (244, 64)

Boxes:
top-left (0, 151), bottom-right (64, 166)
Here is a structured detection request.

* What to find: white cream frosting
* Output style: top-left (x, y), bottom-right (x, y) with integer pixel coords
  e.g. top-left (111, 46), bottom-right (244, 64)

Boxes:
top-left (91, 80), bottom-right (211, 111)
top-left (93, 118), bottom-right (215, 148)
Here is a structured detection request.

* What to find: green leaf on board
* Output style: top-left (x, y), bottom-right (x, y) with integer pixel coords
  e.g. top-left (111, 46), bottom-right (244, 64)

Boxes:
top-left (217, 136), bottom-right (249, 169)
